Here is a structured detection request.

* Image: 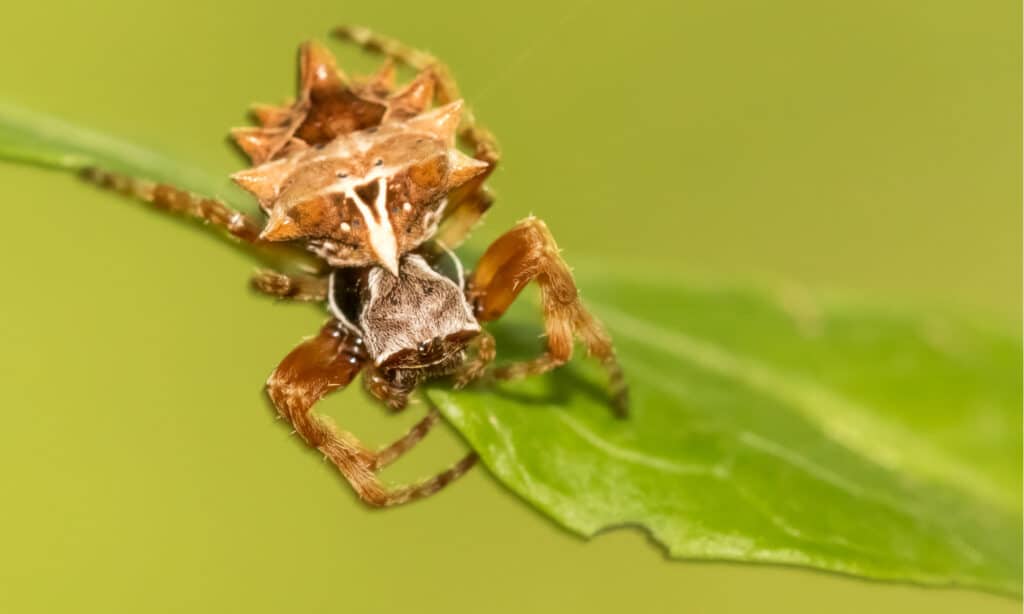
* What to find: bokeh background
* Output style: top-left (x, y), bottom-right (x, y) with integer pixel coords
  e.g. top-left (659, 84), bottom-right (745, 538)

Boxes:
top-left (0, 1), bottom-right (1018, 612)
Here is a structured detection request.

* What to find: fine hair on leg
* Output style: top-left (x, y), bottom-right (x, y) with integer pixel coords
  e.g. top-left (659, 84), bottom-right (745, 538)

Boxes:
top-left (468, 216), bottom-right (629, 415)
top-left (267, 320), bottom-right (477, 506)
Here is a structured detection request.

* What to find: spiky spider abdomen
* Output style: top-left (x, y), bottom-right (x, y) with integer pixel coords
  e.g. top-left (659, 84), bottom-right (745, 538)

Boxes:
top-left (82, 26), bottom-right (627, 508)
top-left (233, 104), bottom-right (487, 274)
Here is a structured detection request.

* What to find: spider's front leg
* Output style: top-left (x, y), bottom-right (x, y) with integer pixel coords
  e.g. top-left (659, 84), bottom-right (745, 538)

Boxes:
top-left (468, 217), bottom-right (629, 415)
top-left (267, 319), bottom-right (476, 507)
top-left (453, 330), bottom-right (497, 388)
top-left (250, 269), bottom-right (328, 302)
top-left (80, 168), bottom-right (318, 270)
top-left (83, 168), bottom-right (262, 241)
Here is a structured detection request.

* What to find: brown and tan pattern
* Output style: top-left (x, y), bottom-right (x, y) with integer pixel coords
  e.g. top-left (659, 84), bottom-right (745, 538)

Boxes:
top-left (79, 27), bottom-right (627, 507)
top-left (332, 26), bottom-right (501, 249)
top-left (232, 101), bottom-right (488, 272)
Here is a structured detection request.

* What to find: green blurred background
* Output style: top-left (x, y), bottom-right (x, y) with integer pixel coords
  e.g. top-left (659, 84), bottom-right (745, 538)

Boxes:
top-left (0, 1), bottom-right (1018, 612)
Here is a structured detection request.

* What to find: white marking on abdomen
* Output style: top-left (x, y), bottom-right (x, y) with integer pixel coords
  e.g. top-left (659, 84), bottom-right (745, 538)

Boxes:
top-left (346, 176), bottom-right (399, 272)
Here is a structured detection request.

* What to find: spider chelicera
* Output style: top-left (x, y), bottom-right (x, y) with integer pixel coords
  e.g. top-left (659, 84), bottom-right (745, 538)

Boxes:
top-left (84, 26), bottom-right (628, 507)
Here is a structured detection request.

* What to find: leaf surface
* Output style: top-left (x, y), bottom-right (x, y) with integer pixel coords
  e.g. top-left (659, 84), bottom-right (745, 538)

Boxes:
top-left (431, 277), bottom-right (1022, 595)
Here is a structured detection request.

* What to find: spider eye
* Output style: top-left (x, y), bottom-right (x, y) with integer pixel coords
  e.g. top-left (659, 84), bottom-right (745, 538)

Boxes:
top-left (375, 158), bottom-right (384, 167)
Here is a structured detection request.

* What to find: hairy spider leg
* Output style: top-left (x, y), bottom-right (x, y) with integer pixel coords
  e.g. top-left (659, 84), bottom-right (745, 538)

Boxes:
top-left (468, 217), bottom-right (629, 415)
top-left (371, 404), bottom-right (442, 469)
top-left (332, 25), bottom-right (500, 248)
top-left (80, 167), bottom-right (316, 270)
top-left (82, 167), bottom-right (262, 241)
top-left (453, 328), bottom-right (497, 388)
top-left (251, 269), bottom-right (328, 301)
top-left (267, 319), bottom-right (477, 506)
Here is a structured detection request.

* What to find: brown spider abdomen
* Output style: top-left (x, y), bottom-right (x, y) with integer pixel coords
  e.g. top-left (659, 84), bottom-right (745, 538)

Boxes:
top-left (296, 90), bottom-right (386, 146)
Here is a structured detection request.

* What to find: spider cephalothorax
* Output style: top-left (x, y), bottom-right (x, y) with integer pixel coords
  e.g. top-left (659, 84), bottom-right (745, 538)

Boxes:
top-left (82, 27), bottom-right (627, 507)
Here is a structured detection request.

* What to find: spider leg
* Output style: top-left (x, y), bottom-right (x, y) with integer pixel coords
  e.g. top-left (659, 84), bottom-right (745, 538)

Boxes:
top-left (332, 25), bottom-right (500, 248)
top-left (251, 269), bottom-right (328, 301)
top-left (372, 403), bottom-right (441, 470)
top-left (267, 319), bottom-right (476, 506)
top-left (82, 167), bottom-right (262, 241)
top-left (453, 329), bottom-right (496, 388)
top-left (435, 175), bottom-right (496, 250)
top-left (80, 167), bottom-right (317, 270)
top-left (468, 217), bottom-right (629, 415)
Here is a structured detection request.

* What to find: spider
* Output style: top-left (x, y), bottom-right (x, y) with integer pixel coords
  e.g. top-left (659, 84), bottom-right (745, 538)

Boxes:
top-left (83, 26), bottom-right (628, 507)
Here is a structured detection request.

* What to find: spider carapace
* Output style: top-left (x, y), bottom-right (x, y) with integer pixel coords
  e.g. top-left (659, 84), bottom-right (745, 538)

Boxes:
top-left (85, 27), bottom-right (628, 507)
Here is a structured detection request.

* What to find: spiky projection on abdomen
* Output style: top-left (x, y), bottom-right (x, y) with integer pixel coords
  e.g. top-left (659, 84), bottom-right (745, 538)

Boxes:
top-left (230, 42), bottom-right (488, 274)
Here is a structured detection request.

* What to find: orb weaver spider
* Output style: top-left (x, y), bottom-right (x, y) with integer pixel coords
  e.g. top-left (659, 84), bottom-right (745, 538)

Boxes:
top-left (84, 26), bottom-right (628, 507)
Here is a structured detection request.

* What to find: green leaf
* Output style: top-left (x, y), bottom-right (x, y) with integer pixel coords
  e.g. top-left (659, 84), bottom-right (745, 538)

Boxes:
top-left (2, 102), bottom-right (1020, 595)
top-left (431, 277), bottom-right (1022, 595)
